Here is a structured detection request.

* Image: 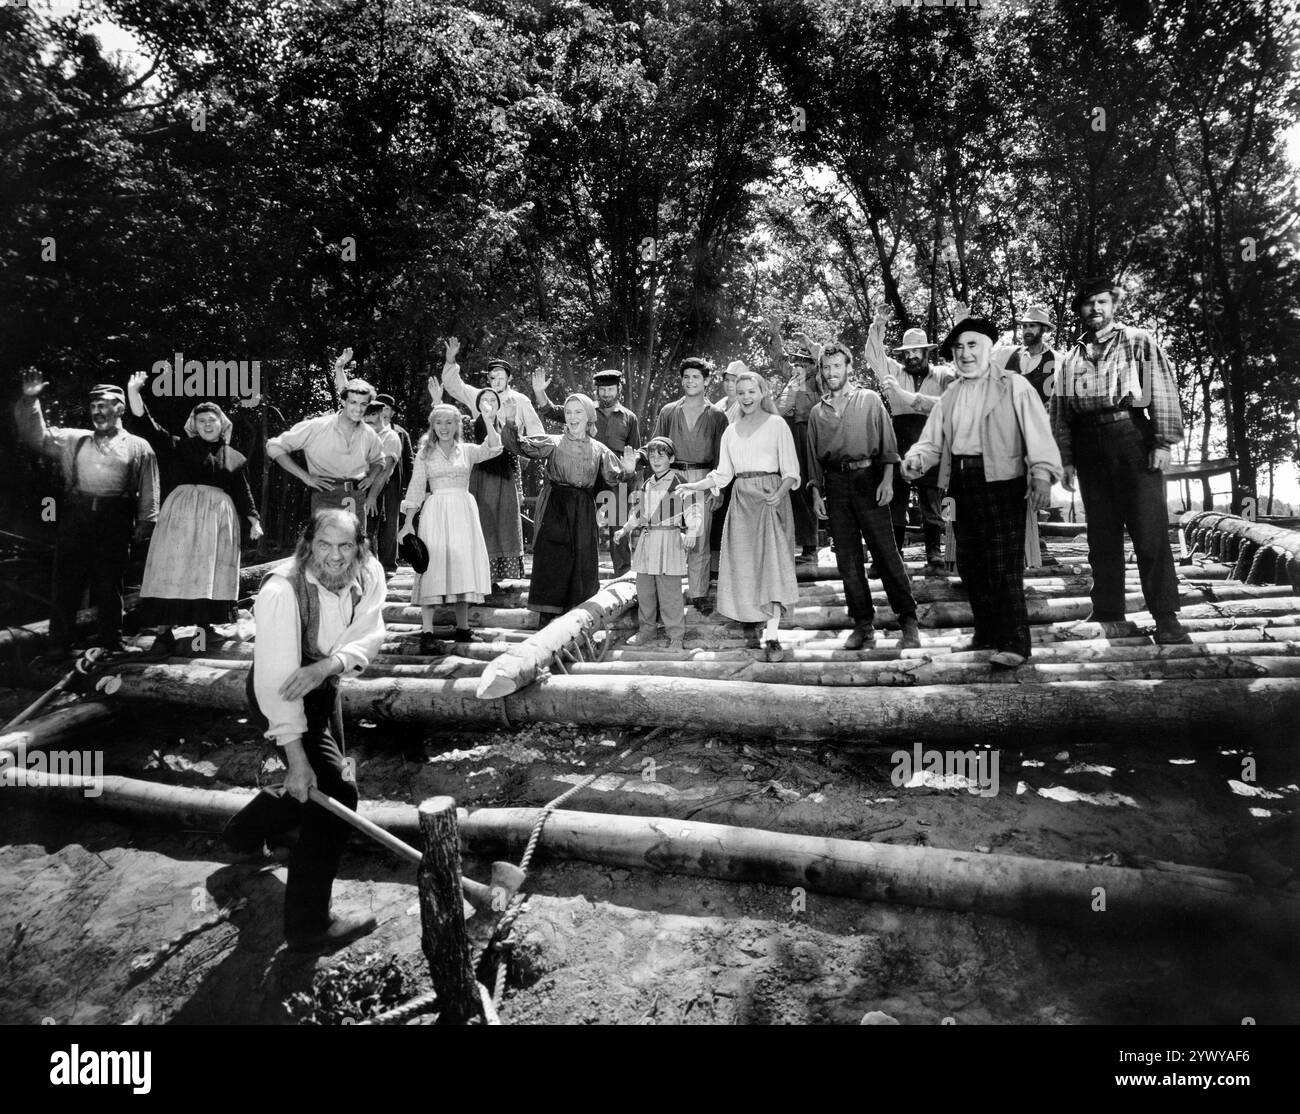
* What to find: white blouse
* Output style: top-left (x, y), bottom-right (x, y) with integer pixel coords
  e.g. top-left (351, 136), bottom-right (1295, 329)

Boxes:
top-left (705, 412), bottom-right (801, 496)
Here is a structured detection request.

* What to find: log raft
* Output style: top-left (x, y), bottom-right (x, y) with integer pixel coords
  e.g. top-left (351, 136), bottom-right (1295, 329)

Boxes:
top-left (2, 526), bottom-right (1299, 742)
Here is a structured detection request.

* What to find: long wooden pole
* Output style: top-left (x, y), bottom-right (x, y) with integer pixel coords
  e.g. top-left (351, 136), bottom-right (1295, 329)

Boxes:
top-left (12, 773), bottom-right (1295, 939)
top-left (54, 663), bottom-right (1300, 744)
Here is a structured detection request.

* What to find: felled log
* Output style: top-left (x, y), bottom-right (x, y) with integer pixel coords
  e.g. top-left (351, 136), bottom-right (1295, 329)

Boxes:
top-left (552, 655), bottom-right (1300, 687)
top-left (460, 807), bottom-right (1298, 939)
top-left (475, 578), bottom-right (638, 699)
top-left (0, 700), bottom-right (115, 756)
top-left (77, 662), bottom-right (1300, 743)
top-left (12, 774), bottom-right (1295, 937)
top-left (1184, 512), bottom-right (1300, 589)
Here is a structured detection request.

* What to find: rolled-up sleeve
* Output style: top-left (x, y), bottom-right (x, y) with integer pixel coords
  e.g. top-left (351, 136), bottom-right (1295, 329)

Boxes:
top-left (332, 561), bottom-right (388, 674)
top-left (1144, 334), bottom-right (1184, 449)
top-left (870, 394), bottom-right (901, 463)
top-left (252, 578), bottom-right (307, 743)
top-left (266, 416), bottom-right (315, 461)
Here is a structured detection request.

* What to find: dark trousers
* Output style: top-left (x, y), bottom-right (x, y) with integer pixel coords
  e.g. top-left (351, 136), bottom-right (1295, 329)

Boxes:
top-left (228, 670), bottom-right (356, 939)
top-left (825, 468), bottom-right (916, 624)
top-left (378, 479), bottom-right (402, 572)
top-left (788, 420), bottom-right (819, 549)
top-left (52, 498), bottom-right (134, 648)
top-left (610, 528), bottom-right (632, 578)
top-left (1072, 417), bottom-right (1180, 618)
top-left (890, 478), bottom-right (944, 535)
top-left (950, 465), bottom-right (1030, 656)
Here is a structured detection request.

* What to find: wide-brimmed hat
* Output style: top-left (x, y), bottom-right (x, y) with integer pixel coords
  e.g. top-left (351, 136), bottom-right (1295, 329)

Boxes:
top-left (1017, 306), bottom-right (1054, 328)
top-left (1071, 275), bottom-right (1123, 314)
top-left (787, 345), bottom-right (815, 364)
top-left (892, 328), bottom-right (936, 353)
top-left (939, 317), bottom-right (999, 360)
top-left (399, 533), bottom-right (429, 574)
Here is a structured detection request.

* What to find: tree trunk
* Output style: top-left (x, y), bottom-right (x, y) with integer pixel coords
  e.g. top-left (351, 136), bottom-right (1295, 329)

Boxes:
top-left (72, 663), bottom-right (1300, 744)
top-left (475, 578), bottom-right (637, 698)
top-left (0, 700), bottom-right (115, 756)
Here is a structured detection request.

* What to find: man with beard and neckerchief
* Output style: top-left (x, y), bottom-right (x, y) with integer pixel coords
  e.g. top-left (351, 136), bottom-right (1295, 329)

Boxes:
top-left (771, 319), bottom-right (824, 566)
top-left (864, 308), bottom-right (956, 575)
top-left (651, 357), bottom-right (729, 614)
top-left (13, 370), bottom-right (159, 661)
top-left (902, 315), bottom-right (1061, 669)
top-left (533, 366), bottom-right (641, 576)
top-left (223, 508), bottom-right (387, 952)
top-left (1051, 276), bottom-right (1192, 646)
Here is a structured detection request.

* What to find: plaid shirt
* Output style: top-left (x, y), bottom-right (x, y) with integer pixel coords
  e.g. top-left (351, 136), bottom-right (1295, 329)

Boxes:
top-left (1051, 323), bottom-right (1184, 466)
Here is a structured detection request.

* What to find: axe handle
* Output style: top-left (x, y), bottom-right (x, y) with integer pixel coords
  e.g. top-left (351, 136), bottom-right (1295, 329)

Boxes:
top-left (307, 787), bottom-right (490, 905)
top-left (2, 671), bottom-right (74, 732)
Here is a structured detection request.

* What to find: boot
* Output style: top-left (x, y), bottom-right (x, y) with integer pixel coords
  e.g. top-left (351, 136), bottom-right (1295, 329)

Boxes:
top-left (844, 623), bottom-right (876, 651)
top-left (1154, 614), bottom-right (1192, 645)
top-left (923, 523), bottom-right (945, 573)
top-left (286, 913), bottom-right (378, 955)
top-left (899, 615), bottom-right (922, 649)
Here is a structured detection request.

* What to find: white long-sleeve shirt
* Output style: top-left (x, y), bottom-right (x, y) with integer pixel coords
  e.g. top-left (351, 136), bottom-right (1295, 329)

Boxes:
top-left (703, 412), bottom-right (802, 497)
top-left (252, 555), bottom-right (388, 743)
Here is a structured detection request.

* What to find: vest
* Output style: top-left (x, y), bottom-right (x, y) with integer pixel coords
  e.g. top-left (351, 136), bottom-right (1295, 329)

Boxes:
top-left (261, 561), bottom-right (366, 665)
top-left (1005, 347), bottom-right (1055, 404)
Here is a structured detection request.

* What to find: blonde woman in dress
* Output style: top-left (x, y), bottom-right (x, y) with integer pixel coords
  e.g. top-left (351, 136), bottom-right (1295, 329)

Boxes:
top-left (680, 370), bottom-right (801, 661)
top-left (398, 403), bottom-right (502, 654)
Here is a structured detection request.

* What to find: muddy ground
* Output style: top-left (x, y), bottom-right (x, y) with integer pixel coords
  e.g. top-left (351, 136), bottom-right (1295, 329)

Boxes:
top-left (1, 683), bottom-right (1296, 1026)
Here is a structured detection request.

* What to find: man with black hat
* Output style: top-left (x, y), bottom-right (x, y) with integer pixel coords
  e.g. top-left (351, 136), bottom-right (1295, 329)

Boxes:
top-left (533, 367), bottom-right (641, 575)
top-left (902, 316), bottom-right (1061, 669)
top-left (373, 393), bottom-right (413, 574)
top-left (651, 357), bottom-right (729, 613)
top-left (1052, 277), bottom-right (1191, 645)
top-left (14, 370), bottom-right (159, 658)
top-left (772, 324), bottom-right (824, 565)
top-left (865, 309), bottom-right (956, 574)
top-left (444, 341), bottom-right (545, 437)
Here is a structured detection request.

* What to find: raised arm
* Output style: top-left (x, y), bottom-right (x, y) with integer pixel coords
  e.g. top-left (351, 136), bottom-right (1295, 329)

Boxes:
top-left (124, 371), bottom-right (179, 456)
top-left (12, 368), bottom-right (75, 460)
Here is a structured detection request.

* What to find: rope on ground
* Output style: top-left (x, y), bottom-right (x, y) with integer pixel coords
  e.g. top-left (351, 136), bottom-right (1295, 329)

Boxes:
top-left (359, 989), bottom-right (438, 1026)
top-left (473, 732), bottom-right (658, 1015)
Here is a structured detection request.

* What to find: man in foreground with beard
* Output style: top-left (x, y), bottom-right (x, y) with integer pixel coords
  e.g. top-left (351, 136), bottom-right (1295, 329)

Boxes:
top-left (225, 508), bottom-right (387, 952)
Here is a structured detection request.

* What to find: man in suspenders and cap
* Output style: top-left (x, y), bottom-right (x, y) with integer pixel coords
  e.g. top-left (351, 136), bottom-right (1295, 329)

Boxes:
top-left (13, 371), bottom-right (159, 659)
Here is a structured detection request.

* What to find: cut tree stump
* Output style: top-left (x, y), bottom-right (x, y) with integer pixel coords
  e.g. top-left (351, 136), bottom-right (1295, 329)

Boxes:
top-left (417, 796), bottom-right (478, 1025)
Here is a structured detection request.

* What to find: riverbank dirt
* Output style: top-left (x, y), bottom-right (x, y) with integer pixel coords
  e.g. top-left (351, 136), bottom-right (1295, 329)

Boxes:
top-left (1, 690), bottom-right (1295, 1025)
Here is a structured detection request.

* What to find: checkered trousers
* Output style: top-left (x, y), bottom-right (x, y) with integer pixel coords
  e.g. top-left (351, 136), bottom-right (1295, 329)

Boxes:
top-left (950, 466), bottom-right (1030, 656)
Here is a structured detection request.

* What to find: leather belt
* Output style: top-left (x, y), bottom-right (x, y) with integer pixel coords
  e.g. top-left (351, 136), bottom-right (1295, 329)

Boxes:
top-left (827, 458), bottom-right (875, 473)
top-left (735, 471), bottom-right (778, 479)
top-left (1075, 408), bottom-right (1140, 427)
top-left (672, 461), bottom-right (709, 470)
top-left (951, 455), bottom-right (984, 471)
top-left (311, 477), bottom-right (361, 490)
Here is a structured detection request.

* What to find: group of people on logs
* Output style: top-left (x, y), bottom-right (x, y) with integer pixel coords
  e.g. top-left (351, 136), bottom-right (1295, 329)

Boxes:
top-left (12, 273), bottom-right (1193, 673)
top-left (9, 273), bottom-right (1195, 951)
